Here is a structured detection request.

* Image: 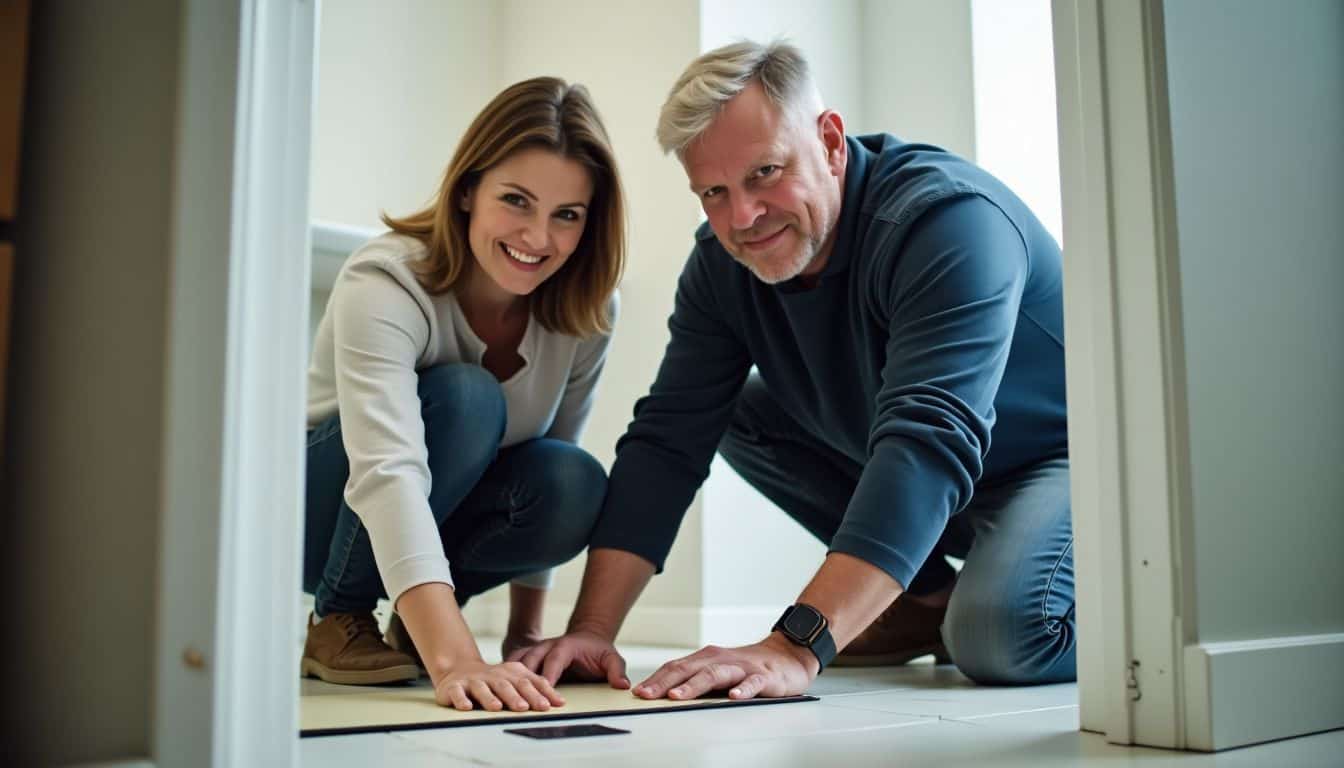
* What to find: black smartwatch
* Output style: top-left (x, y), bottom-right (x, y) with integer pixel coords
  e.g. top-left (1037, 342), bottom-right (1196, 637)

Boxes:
top-left (772, 603), bottom-right (837, 672)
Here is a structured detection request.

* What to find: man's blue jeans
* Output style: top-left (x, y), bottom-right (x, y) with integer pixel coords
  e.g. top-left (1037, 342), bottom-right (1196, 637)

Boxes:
top-left (718, 373), bottom-right (1076, 685)
top-left (303, 364), bottom-right (606, 615)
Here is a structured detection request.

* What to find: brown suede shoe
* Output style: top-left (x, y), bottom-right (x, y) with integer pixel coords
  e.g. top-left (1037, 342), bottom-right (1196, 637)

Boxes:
top-left (301, 612), bottom-right (420, 685)
top-left (383, 612), bottom-right (424, 669)
top-left (831, 593), bottom-right (952, 667)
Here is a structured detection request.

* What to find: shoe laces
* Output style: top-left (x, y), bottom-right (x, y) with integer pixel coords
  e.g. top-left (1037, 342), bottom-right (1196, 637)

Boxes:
top-left (332, 612), bottom-right (382, 643)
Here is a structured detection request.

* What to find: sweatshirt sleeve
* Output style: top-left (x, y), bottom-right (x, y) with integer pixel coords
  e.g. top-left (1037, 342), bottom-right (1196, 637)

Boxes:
top-left (828, 197), bottom-right (1028, 589)
top-left (588, 251), bottom-right (752, 571)
top-left (330, 260), bottom-right (455, 604)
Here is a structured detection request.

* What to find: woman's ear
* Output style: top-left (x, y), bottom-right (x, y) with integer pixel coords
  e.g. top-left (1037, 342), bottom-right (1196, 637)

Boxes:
top-left (458, 184), bottom-right (475, 213)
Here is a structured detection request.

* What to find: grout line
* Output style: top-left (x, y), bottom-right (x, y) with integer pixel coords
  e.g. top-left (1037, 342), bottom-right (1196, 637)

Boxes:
top-left (945, 704), bottom-right (1080, 723)
top-left (388, 731), bottom-right (495, 766)
top-left (821, 700), bottom-right (1079, 723)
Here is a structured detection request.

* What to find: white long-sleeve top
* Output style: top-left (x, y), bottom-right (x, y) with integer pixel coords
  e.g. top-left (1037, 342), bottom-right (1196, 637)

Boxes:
top-left (306, 233), bottom-right (617, 605)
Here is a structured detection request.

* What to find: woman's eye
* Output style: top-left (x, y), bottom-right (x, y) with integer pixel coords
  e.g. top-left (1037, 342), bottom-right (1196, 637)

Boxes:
top-left (702, 187), bottom-right (722, 200)
top-left (555, 209), bottom-right (581, 222)
top-left (501, 193), bottom-right (528, 207)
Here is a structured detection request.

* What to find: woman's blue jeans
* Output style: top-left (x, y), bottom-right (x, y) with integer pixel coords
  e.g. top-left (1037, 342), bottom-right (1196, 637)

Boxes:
top-left (303, 364), bottom-right (606, 615)
top-left (718, 373), bottom-right (1076, 685)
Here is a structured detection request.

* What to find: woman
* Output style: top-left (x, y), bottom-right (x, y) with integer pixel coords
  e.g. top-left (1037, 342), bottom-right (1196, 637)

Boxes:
top-left (301, 77), bottom-right (624, 713)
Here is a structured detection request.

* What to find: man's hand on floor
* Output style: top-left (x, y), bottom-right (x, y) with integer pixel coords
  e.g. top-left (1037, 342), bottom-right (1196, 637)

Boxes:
top-left (633, 633), bottom-right (819, 701)
top-left (507, 629), bottom-right (631, 689)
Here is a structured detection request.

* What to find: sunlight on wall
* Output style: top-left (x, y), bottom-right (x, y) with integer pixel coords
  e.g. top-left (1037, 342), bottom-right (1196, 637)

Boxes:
top-left (971, 0), bottom-right (1063, 245)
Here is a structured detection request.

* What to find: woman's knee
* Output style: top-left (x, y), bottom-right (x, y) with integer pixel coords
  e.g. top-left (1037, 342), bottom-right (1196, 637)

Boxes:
top-left (942, 590), bottom-right (1076, 685)
top-left (419, 364), bottom-right (506, 452)
top-left (527, 444), bottom-right (607, 560)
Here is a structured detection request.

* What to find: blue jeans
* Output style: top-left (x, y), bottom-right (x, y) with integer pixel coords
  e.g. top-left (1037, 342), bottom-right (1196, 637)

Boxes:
top-left (303, 364), bottom-right (606, 615)
top-left (718, 374), bottom-right (1076, 685)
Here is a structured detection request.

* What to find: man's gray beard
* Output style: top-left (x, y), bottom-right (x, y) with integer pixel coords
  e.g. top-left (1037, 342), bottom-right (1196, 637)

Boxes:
top-left (742, 239), bottom-right (820, 285)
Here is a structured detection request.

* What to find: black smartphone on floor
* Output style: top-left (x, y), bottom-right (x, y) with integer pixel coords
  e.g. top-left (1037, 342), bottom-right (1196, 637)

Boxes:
top-left (504, 723), bottom-right (631, 739)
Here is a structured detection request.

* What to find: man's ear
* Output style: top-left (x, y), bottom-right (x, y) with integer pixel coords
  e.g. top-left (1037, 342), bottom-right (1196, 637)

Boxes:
top-left (818, 110), bottom-right (847, 176)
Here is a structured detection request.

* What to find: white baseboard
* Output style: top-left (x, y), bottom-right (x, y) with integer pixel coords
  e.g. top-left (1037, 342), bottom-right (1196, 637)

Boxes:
top-left (460, 600), bottom-right (783, 650)
top-left (67, 760), bottom-right (154, 768)
top-left (698, 606), bottom-right (784, 647)
top-left (1183, 632), bottom-right (1344, 751)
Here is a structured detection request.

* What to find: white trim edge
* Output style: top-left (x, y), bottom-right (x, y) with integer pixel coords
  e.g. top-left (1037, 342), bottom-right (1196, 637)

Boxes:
top-left (311, 220), bottom-right (378, 291)
top-left (1183, 633), bottom-right (1344, 751)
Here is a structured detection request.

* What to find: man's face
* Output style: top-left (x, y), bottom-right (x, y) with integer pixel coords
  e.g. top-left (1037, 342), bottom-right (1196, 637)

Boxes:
top-left (682, 81), bottom-right (846, 284)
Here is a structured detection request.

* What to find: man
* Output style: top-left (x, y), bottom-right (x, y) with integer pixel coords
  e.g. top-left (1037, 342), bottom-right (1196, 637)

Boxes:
top-left (512, 40), bottom-right (1074, 699)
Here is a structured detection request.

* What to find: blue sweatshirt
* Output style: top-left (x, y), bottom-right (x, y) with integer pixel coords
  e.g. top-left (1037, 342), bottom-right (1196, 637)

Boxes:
top-left (590, 134), bottom-right (1068, 590)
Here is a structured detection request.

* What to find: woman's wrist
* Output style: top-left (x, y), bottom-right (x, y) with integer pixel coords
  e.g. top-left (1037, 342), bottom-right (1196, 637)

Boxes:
top-left (395, 582), bottom-right (486, 681)
top-left (428, 648), bottom-right (487, 682)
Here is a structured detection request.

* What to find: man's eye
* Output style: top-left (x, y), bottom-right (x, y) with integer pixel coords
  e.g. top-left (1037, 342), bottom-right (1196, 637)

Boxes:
top-left (757, 164), bottom-right (779, 177)
top-left (702, 187), bottom-right (722, 200)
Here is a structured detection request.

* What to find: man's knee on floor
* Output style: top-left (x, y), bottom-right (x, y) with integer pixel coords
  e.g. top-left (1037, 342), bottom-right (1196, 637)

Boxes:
top-left (941, 594), bottom-right (1075, 686)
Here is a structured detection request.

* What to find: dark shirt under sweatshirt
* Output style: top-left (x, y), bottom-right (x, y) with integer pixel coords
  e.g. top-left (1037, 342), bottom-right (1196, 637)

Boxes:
top-left (590, 134), bottom-right (1069, 591)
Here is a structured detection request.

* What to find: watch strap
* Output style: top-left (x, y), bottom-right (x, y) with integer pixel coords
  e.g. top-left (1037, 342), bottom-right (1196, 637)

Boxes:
top-left (773, 603), bottom-right (837, 673)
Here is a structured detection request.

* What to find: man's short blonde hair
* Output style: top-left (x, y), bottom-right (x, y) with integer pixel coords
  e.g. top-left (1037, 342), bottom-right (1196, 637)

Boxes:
top-left (656, 39), bottom-right (822, 157)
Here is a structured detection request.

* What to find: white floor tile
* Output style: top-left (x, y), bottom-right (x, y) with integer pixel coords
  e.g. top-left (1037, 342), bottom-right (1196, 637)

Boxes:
top-left (820, 679), bottom-right (1078, 718)
top-left (299, 639), bottom-right (1344, 768)
top-left (392, 698), bottom-right (929, 765)
top-left (301, 732), bottom-right (476, 766)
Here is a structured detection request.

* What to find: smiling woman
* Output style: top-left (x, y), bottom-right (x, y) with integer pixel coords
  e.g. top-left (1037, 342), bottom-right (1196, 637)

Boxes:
top-left (301, 77), bottom-right (627, 714)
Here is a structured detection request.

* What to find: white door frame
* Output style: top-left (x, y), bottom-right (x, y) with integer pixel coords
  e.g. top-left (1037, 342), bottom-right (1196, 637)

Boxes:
top-left (1056, 0), bottom-right (1344, 752)
top-left (1052, 0), bottom-right (1189, 748)
top-left (154, 0), bottom-right (316, 766)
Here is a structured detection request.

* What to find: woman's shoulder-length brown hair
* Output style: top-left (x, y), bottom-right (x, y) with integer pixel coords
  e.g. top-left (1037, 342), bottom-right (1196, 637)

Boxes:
top-left (381, 77), bottom-right (625, 337)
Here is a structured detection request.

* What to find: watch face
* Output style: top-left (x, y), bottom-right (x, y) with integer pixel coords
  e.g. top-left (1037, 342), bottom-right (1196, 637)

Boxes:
top-left (783, 607), bottom-right (823, 639)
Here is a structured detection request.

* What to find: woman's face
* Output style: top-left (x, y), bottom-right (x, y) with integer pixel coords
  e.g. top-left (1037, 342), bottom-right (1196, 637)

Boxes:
top-left (462, 147), bottom-right (595, 299)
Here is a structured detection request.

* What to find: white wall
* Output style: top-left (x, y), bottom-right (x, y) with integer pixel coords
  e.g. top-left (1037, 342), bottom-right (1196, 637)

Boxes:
top-left (701, 0), bottom-right (867, 131)
top-left (310, 0), bottom-right (498, 231)
top-left (1, 1), bottom-right (180, 763)
top-left (862, 0), bottom-right (976, 156)
top-left (971, 0), bottom-right (1061, 243)
top-left (1162, 0), bottom-right (1344, 642)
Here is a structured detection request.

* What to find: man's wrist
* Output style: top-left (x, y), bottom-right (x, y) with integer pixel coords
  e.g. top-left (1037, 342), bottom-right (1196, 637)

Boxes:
top-left (566, 617), bottom-right (619, 643)
top-left (765, 631), bottom-right (821, 677)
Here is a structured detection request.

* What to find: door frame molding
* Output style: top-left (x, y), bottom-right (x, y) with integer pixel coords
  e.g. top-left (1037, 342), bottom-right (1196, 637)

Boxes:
top-left (1052, 0), bottom-right (1190, 747)
top-left (154, 0), bottom-right (316, 765)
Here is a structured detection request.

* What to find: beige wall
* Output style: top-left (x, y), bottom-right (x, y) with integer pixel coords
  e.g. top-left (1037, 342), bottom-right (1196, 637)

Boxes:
top-left (1, 0), bottom-right (180, 764)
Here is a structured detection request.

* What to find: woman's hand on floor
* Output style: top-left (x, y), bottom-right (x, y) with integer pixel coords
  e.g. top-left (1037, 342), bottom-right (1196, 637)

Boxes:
top-left (432, 660), bottom-right (566, 712)
top-left (507, 629), bottom-right (630, 689)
